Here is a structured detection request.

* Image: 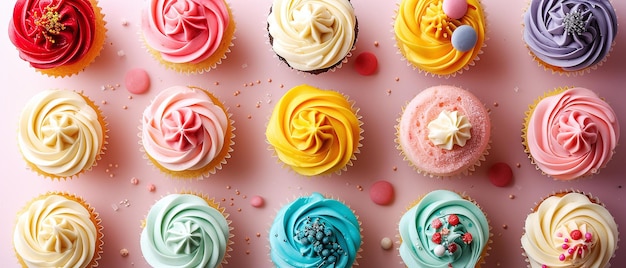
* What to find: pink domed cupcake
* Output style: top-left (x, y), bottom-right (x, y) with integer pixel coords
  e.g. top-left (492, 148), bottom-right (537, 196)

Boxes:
top-left (396, 85), bottom-right (491, 177)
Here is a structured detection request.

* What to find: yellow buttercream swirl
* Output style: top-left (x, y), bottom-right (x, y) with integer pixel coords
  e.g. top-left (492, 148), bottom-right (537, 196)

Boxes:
top-left (266, 84), bottom-right (361, 176)
top-left (521, 192), bottom-right (618, 268)
top-left (18, 89), bottom-right (105, 178)
top-left (394, 0), bottom-right (485, 75)
top-left (427, 110), bottom-right (472, 150)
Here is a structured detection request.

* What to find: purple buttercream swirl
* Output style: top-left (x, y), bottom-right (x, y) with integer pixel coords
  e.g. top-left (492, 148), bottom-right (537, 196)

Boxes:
top-left (523, 0), bottom-right (617, 71)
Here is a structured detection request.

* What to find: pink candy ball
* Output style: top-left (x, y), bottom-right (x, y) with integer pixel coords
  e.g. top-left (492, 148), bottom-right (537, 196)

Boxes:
top-left (443, 0), bottom-right (468, 20)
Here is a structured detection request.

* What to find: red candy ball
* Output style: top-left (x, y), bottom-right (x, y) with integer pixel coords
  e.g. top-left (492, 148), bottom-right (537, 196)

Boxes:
top-left (354, 51), bottom-right (378, 76)
top-left (488, 162), bottom-right (513, 187)
top-left (369, 180), bottom-right (394, 205)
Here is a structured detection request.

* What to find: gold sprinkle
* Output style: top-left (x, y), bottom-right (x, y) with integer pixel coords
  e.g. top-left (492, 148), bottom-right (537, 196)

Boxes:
top-left (509, 194), bottom-right (515, 199)
top-left (256, 80), bottom-right (261, 84)
top-left (247, 115), bottom-right (252, 119)
top-left (395, 77), bottom-right (400, 81)
top-left (374, 41), bottom-right (379, 47)
top-left (226, 185), bottom-right (231, 189)
top-left (502, 224), bottom-right (508, 230)
top-left (267, 78), bottom-right (272, 83)
top-left (214, 81), bottom-right (219, 86)
top-left (256, 232), bottom-right (261, 237)
top-left (122, 105), bottom-right (128, 110)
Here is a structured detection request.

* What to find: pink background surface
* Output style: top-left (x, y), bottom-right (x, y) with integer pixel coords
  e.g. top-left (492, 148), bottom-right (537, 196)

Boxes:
top-left (2, 0), bottom-right (626, 267)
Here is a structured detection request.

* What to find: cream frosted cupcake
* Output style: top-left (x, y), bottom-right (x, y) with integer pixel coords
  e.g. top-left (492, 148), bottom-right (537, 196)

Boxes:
top-left (8, 0), bottom-right (107, 77)
top-left (521, 190), bottom-right (619, 267)
top-left (265, 84), bottom-right (362, 176)
top-left (17, 89), bottom-right (108, 180)
top-left (396, 85), bottom-right (491, 177)
top-left (398, 190), bottom-right (491, 267)
top-left (522, 0), bottom-right (617, 75)
top-left (267, 0), bottom-right (358, 74)
top-left (394, 0), bottom-right (487, 76)
top-left (140, 192), bottom-right (233, 268)
top-left (141, 0), bottom-right (236, 73)
top-left (269, 192), bottom-right (362, 267)
top-left (13, 192), bottom-right (104, 268)
top-left (522, 87), bottom-right (619, 180)
top-left (141, 85), bottom-right (234, 179)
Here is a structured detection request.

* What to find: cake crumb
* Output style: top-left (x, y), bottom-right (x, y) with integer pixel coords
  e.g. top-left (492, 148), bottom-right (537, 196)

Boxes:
top-left (120, 248), bottom-right (129, 257)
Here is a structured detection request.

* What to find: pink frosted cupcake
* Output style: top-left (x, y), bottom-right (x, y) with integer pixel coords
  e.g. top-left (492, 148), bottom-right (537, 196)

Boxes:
top-left (396, 85), bottom-right (491, 177)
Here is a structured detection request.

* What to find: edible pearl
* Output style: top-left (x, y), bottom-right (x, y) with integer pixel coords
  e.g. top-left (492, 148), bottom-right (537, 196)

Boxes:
top-left (434, 245), bottom-right (446, 257)
top-left (443, 0), bottom-right (468, 20)
top-left (451, 25), bottom-right (477, 52)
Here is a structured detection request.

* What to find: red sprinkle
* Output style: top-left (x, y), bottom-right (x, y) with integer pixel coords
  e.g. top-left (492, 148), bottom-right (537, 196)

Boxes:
top-left (448, 214), bottom-right (460, 226)
top-left (447, 243), bottom-right (458, 253)
top-left (432, 232), bottom-right (442, 244)
top-left (369, 180), bottom-right (394, 205)
top-left (488, 162), bottom-right (513, 187)
top-left (354, 51), bottom-right (378, 76)
top-left (570, 230), bottom-right (582, 240)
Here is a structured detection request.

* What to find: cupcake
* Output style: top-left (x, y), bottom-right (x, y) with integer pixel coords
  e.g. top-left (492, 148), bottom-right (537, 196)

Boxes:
top-left (522, 0), bottom-right (617, 75)
top-left (8, 0), bottom-right (107, 77)
top-left (394, 0), bottom-right (486, 76)
top-left (520, 190), bottom-right (619, 268)
top-left (140, 192), bottom-right (232, 268)
top-left (267, 0), bottom-right (358, 74)
top-left (522, 87), bottom-right (619, 181)
top-left (265, 84), bottom-right (362, 176)
top-left (141, 85), bottom-right (234, 179)
top-left (13, 192), bottom-right (104, 268)
top-left (269, 192), bottom-right (362, 267)
top-left (17, 89), bottom-right (108, 180)
top-left (398, 190), bottom-right (491, 267)
top-left (396, 85), bottom-right (491, 177)
top-left (141, 0), bottom-right (236, 73)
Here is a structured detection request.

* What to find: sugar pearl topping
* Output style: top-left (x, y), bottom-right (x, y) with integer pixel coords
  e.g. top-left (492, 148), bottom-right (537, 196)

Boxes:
top-left (294, 217), bottom-right (346, 265)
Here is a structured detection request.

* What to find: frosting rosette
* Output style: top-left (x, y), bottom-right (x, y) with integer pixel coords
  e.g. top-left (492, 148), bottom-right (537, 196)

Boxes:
top-left (523, 87), bottom-right (619, 180)
top-left (265, 84), bottom-right (362, 176)
top-left (13, 193), bottom-right (103, 268)
top-left (141, 0), bottom-right (235, 73)
top-left (267, 0), bottom-right (358, 73)
top-left (141, 85), bottom-right (233, 178)
top-left (8, 0), bottom-right (106, 76)
top-left (523, 0), bottom-right (617, 73)
top-left (18, 89), bottom-right (107, 179)
top-left (140, 193), bottom-right (231, 268)
top-left (269, 192), bottom-right (362, 268)
top-left (394, 0), bottom-right (486, 76)
top-left (399, 190), bottom-right (490, 268)
top-left (521, 192), bottom-right (618, 268)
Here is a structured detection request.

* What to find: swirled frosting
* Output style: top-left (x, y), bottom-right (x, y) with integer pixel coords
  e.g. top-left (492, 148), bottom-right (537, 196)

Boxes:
top-left (142, 0), bottom-right (232, 64)
top-left (399, 190), bottom-right (489, 268)
top-left (18, 89), bottom-right (106, 178)
top-left (523, 0), bottom-right (617, 72)
top-left (521, 192), bottom-right (618, 268)
top-left (525, 87), bottom-right (619, 180)
top-left (427, 110), bottom-right (472, 150)
top-left (14, 194), bottom-right (100, 268)
top-left (141, 194), bottom-right (230, 268)
top-left (265, 84), bottom-right (361, 176)
top-left (394, 0), bottom-right (486, 75)
top-left (269, 192), bottom-right (361, 268)
top-left (8, 0), bottom-right (101, 70)
top-left (142, 86), bottom-right (231, 177)
top-left (267, 0), bottom-right (357, 72)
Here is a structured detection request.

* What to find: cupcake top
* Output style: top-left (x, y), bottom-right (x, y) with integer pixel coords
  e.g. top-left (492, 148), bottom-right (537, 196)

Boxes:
top-left (269, 192), bottom-right (362, 268)
top-left (521, 192), bottom-right (618, 268)
top-left (397, 85), bottom-right (491, 177)
top-left (399, 190), bottom-right (490, 267)
top-left (18, 89), bottom-right (107, 179)
top-left (8, 0), bottom-right (106, 75)
top-left (141, 85), bottom-right (233, 178)
top-left (14, 193), bottom-right (102, 268)
top-left (267, 0), bottom-right (357, 73)
top-left (523, 0), bottom-right (617, 73)
top-left (524, 87), bottom-right (619, 180)
top-left (140, 193), bottom-right (231, 268)
top-left (141, 0), bottom-right (233, 71)
top-left (394, 0), bottom-right (486, 76)
top-left (265, 84), bottom-right (362, 176)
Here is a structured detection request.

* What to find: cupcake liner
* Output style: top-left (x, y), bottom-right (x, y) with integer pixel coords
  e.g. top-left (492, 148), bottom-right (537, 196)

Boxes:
top-left (392, 0), bottom-right (487, 78)
top-left (14, 192), bottom-right (104, 268)
top-left (19, 90), bottom-right (108, 180)
top-left (37, 0), bottom-right (107, 77)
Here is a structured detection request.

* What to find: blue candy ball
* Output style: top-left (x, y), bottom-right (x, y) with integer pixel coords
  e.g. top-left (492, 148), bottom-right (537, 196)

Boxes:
top-left (451, 25), bottom-right (477, 52)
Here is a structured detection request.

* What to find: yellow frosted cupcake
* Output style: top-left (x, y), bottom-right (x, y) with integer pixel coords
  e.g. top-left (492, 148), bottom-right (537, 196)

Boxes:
top-left (17, 89), bottom-right (108, 180)
top-left (265, 84), bottom-right (363, 176)
top-left (141, 0), bottom-right (236, 73)
top-left (8, 0), bottom-right (107, 77)
top-left (13, 192), bottom-right (104, 268)
top-left (141, 85), bottom-right (234, 179)
top-left (140, 191), bottom-right (233, 268)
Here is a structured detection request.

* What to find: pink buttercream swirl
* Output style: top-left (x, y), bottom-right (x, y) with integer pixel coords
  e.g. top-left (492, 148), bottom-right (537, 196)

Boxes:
top-left (142, 86), bottom-right (228, 172)
top-left (142, 0), bottom-right (230, 63)
top-left (527, 87), bottom-right (619, 180)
